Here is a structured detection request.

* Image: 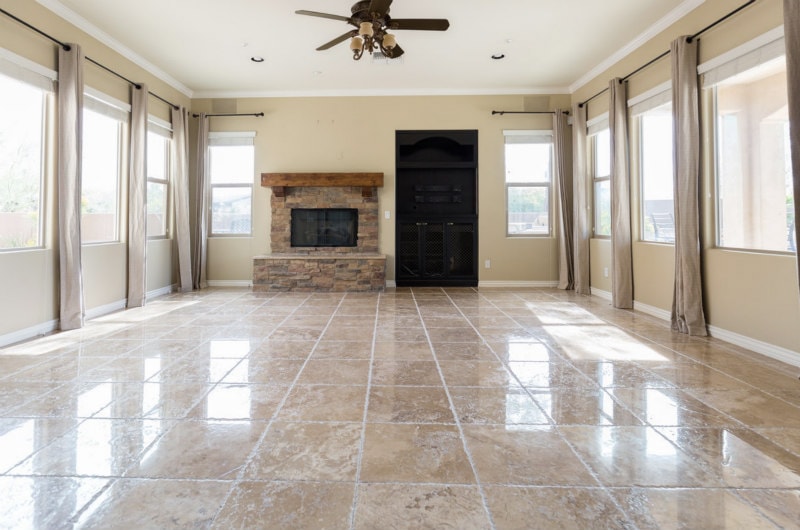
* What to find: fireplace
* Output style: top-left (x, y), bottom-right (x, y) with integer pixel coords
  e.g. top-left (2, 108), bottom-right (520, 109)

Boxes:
top-left (291, 208), bottom-right (358, 248)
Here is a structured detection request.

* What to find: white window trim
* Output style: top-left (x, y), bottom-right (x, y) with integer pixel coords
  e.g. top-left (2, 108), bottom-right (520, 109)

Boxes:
top-left (628, 82), bottom-right (672, 116)
top-left (587, 113), bottom-right (609, 137)
top-left (503, 130), bottom-right (554, 238)
top-left (0, 47), bottom-right (57, 89)
top-left (146, 132), bottom-right (171, 239)
top-left (699, 26), bottom-right (785, 87)
top-left (590, 127), bottom-right (611, 238)
top-left (208, 132), bottom-right (255, 237)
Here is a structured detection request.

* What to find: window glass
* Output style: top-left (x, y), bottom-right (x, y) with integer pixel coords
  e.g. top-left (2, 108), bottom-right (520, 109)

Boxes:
top-left (592, 129), bottom-right (611, 237)
top-left (715, 56), bottom-right (794, 252)
top-left (81, 108), bottom-right (122, 244)
top-left (209, 140), bottom-right (254, 236)
top-left (640, 103), bottom-right (674, 243)
top-left (0, 73), bottom-right (46, 250)
top-left (146, 131), bottom-right (169, 238)
top-left (504, 135), bottom-right (552, 237)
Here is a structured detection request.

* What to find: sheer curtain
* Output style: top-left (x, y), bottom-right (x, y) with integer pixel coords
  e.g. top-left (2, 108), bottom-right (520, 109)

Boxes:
top-left (671, 36), bottom-right (707, 336)
top-left (553, 109), bottom-right (574, 290)
top-left (609, 78), bottom-right (633, 309)
top-left (785, 0), bottom-right (800, 292)
top-left (171, 106), bottom-right (193, 292)
top-left (192, 113), bottom-right (210, 290)
top-left (57, 44), bottom-right (84, 330)
top-left (572, 103), bottom-right (591, 295)
top-left (127, 84), bottom-right (148, 308)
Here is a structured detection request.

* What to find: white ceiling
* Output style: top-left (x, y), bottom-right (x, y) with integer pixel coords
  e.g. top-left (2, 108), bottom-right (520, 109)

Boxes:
top-left (37, 0), bottom-right (703, 98)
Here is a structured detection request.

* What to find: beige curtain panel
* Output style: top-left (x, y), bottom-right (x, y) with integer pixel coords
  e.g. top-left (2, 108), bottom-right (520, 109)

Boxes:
top-left (171, 107), bottom-right (193, 292)
top-left (553, 109), bottom-right (574, 290)
top-left (609, 78), bottom-right (633, 309)
top-left (671, 36), bottom-right (707, 336)
top-left (57, 44), bottom-right (85, 331)
top-left (785, 0), bottom-right (800, 293)
top-left (572, 103), bottom-right (591, 295)
top-left (192, 113), bottom-right (210, 290)
top-left (127, 84), bottom-right (148, 308)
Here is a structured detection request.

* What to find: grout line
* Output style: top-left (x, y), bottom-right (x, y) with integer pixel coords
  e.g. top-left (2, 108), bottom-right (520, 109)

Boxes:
top-left (411, 287), bottom-right (497, 530)
top-left (348, 290), bottom-right (381, 529)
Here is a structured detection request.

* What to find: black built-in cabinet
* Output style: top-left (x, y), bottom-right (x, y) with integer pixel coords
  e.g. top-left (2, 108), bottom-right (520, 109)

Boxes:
top-left (395, 130), bottom-right (478, 286)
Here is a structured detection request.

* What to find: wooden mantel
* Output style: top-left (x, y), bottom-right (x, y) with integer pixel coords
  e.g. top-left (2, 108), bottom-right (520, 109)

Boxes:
top-left (261, 172), bottom-right (384, 198)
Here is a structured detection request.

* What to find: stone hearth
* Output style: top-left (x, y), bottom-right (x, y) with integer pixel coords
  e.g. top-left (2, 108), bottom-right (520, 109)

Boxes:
top-left (253, 173), bottom-right (386, 292)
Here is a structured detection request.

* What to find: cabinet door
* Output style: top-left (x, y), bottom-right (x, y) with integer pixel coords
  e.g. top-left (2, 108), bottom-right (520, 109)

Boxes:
top-left (397, 222), bottom-right (421, 278)
top-left (446, 222), bottom-right (476, 278)
top-left (421, 222), bottom-right (445, 278)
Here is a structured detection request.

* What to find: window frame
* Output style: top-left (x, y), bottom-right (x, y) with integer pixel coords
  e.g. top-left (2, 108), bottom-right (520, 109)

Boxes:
top-left (702, 31), bottom-right (794, 255)
top-left (0, 53), bottom-right (54, 252)
top-left (588, 118), bottom-right (611, 239)
top-left (208, 132), bottom-right (255, 238)
top-left (80, 90), bottom-right (128, 246)
top-left (146, 119), bottom-right (172, 240)
top-left (631, 87), bottom-right (675, 245)
top-left (503, 130), bottom-right (554, 238)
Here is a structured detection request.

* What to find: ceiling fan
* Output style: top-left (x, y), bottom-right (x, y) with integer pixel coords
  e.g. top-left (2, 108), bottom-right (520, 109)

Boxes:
top-left (296, 0), bottom-right (450, 60)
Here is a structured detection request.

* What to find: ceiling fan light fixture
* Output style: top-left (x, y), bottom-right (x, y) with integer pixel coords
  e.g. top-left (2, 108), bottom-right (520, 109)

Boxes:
top-left (382, 33), bottom-right (396, 49)
top-left (350, 36), bottom-right (364, 50)
top-left (359, 21), bottom-right (374, 37)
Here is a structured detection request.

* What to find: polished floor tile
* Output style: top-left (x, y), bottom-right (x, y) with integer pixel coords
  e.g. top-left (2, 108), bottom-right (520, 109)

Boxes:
top-left (1, 286), bottom-right (798, 528)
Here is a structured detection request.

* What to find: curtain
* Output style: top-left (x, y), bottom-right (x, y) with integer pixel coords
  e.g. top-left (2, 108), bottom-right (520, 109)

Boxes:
top-left (171, 106), bottom-right (193, 292)
top-left (553, 109), bottom-right (574, 290)
top-left (785, 0), bottom-right (800, 292)
top-left (57, 44), bottom-right (84, 330)
top-left (127, 84), bottom-right (148, 308)
top-left (192, 113), bottom-right (210, 290)
top-left (609, 78), bottom-right (633, 309)
top-left (671, 36), bottom-right (707, 336)
top-left (572, 103), bottom-right (591, 295)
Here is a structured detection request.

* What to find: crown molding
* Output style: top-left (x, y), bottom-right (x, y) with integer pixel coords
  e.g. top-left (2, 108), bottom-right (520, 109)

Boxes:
top-left (569, 0), bottom-right (706, 94)
top-left (192, 86), bottom-right (571, 99)
top-left (35, 0), bottom-right (194, 98)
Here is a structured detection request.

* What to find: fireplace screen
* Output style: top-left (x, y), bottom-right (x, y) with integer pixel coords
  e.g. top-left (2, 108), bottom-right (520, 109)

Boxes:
top-left (291, 208), bottom-right (358, 247)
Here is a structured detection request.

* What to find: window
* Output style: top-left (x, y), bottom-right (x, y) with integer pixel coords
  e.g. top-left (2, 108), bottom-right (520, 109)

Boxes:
top-left (0, 69), bottom-right (50, 250)
top-left (504, 131), bottom-right (552, 236)
top-left (209, 132), bottom-right (254, 236)
top-left (591, 128), bottom-right (611, 237)
top-left (81, 104), bottom-right (124, 244)
top-left (710, 53), bottom-right (794, 253)
top-left (146, 127), bottom-right (170, 238)
top-left (639, 102), bottom-right (674, 243)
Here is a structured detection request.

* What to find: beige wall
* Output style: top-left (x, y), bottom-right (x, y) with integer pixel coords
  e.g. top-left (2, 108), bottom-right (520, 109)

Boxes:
top-left (0, 0), bottom-right (191, 339)
top-left (193, 94), bottom-right (570, 285)
top-left (575, 0), bottom-right (799, 355)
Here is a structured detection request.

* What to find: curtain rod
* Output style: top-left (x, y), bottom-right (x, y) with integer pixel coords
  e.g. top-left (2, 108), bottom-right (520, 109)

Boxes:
top-left (192, 112), bottom-right (265, 118)
top-left (0, 6), bottom-right (180, 110)
top-left (577, 0), bottom-right (759, 108)
top-left (491, 110), bottom-right (570, 116)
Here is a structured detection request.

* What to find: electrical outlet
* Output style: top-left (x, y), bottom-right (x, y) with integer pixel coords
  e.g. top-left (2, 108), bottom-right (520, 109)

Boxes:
top-left (603, 267), bottom-right (609, 278)
top-left (485, 259), bottom-right (491, 269)
top-left (384, 211), bottom-right (391, 219)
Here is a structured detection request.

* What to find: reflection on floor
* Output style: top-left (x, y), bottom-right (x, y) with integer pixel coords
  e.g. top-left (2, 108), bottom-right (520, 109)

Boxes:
top-left (1, 287), bottom-right (799, 528)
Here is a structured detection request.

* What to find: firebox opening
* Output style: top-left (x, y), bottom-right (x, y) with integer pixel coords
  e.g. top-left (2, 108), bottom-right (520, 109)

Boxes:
top-left (290, 208), bottom-right (358, 247)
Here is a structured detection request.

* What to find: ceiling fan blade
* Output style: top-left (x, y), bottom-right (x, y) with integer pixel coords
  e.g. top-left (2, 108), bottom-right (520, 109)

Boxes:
top-left (389, 18), bottom-right (450, 31)
top-left (295, 10), bottom-right (351, 23)
top-left (367, 0), bottom-right (392, 16)
top-left (316, 31), bottom-right (357, 51)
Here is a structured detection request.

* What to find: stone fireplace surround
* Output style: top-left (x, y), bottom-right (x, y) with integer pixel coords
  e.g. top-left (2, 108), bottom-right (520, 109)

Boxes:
top-left (253, 173), bottom-right (386, 292)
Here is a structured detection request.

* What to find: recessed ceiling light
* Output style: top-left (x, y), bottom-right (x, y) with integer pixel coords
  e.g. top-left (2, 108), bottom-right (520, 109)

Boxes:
top-left (251, 56), bottom-right (265, 63)
top-left (313, 70), bottom-right (323, 76)
top-left (491, 53), bottom-right (505, 60)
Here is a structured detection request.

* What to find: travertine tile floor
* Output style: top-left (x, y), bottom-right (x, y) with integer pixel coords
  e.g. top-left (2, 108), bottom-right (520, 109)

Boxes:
top-left (1, 287), bottom-right (799, 528)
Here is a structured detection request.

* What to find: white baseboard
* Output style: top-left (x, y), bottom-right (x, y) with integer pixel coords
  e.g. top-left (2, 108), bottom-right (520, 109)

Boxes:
top-left (85, 299), bottom-right (127, 320)
top-left (0, 319), bottom-right (59, 349)
top-left (386, 280), bottom-right (397, 288)
top-left (708, 325), bottom-right (800, 369)
top-left (146, 285), bottom-right (174, 300)
top-left (478, 281), bottom-right (559, 288)
top-left (633, 300), bottom-right (672, 321)
top-left (207, 280), bottom-right (253, 288)
top-left (590, 288), bottom-right (612, 301)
